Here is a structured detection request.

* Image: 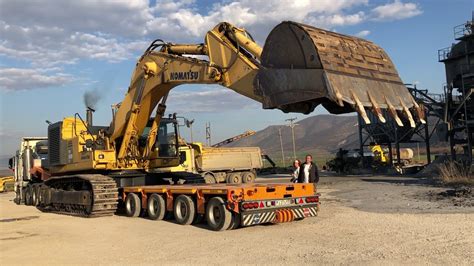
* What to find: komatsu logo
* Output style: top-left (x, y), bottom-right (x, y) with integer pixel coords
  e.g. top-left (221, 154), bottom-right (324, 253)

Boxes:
top-left (169, 71), bottom-right (199, 81)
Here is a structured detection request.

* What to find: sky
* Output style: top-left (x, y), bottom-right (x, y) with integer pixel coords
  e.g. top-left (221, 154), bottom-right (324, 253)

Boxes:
top-left (0, 0), bottom-right (472, 157)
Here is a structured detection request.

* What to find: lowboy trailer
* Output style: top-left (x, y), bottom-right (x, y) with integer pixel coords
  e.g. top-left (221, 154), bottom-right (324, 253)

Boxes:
top-left (122, 182), bottom-right (320, 231)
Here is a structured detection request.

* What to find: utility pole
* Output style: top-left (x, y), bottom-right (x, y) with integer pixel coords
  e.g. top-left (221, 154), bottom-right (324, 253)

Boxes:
top-left (286, 117), bottom-right (298, 160)
top-left (185, 119), bottom-right (195, 142)
top-left (278, 127), bottom-right (285, 166)
top-left (205, 122), bottom-right (211, 146)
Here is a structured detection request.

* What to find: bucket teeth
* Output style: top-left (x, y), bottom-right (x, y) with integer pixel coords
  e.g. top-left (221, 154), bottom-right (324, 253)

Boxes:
top-left (367, 91), bottom-right (386, 123)
top-left (411, 99), bottom-right (426, 124)
top-left (351, 90), bottom-right (370, 124)
top-left (399, 97), bottom-right (416, 128)
top-left (385, 96), bottom-right (404, 127)
top-left (334, 88), bottom-right (344, 107)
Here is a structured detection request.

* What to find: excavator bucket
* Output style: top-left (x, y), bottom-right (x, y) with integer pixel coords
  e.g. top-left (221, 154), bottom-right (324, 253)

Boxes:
top-left (256, 21), bottom-right (423, 126)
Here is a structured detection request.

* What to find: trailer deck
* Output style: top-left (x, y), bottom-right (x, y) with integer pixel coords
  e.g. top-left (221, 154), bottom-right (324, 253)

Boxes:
top-left (122, 182), bottom-right (320, 230)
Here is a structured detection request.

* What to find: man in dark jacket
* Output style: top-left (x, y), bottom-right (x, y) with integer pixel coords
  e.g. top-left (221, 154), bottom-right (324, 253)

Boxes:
top-left (298, 154), bottom-right (319, 184)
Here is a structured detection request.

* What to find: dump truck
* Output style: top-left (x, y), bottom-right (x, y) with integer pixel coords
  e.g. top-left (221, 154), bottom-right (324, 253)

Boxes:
top-left (165, 143), bottom-right (262, 184)
top-left (12, 20), bottom-right (422, 230)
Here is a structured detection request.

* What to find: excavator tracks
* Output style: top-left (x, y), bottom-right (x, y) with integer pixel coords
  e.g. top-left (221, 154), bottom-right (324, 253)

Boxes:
top-left (39, 174), bottom-right (118, 218)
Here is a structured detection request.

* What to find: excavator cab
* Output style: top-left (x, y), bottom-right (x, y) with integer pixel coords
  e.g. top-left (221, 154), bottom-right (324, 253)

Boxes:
top-left (139, 117), bottom-right (179, 159)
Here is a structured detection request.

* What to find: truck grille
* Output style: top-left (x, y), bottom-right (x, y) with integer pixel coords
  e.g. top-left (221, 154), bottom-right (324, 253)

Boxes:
top-left (48, 122), bottom-right (62, 165)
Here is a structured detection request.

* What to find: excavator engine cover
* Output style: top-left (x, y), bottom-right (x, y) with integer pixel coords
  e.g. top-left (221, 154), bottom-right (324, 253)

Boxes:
top-left (256, 21), bottom-right (415, 116)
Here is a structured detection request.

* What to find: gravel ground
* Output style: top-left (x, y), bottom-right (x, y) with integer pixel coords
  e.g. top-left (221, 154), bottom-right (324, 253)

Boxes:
top-left (1, 174), bottom-right (473, 265)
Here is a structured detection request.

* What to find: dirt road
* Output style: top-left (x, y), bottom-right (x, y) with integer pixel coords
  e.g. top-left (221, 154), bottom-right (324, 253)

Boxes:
top-left (1, 175), bottom-right (473, 264)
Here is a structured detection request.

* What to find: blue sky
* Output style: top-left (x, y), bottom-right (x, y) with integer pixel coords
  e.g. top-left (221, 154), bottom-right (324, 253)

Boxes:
top-left (0, 0), bottom-right (472, 157)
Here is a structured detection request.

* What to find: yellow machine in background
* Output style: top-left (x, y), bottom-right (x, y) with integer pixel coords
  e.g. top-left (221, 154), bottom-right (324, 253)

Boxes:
top-left (0, 176), bottom-right (14, 193)
top-left (370, 144), bottom-right (388, 163)
top-left (29, 21), bottom-right (424, 217)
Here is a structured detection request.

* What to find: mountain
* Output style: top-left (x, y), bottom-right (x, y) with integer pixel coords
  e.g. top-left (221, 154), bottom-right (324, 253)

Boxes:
top-left (225, 114), bottom-right (447, 159)
top-left (226, 114), bottom-right (360, 155)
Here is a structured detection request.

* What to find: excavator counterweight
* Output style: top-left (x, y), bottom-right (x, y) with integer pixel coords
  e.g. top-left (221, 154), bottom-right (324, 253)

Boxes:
top-left (256, 21), bottom-right (421, 126)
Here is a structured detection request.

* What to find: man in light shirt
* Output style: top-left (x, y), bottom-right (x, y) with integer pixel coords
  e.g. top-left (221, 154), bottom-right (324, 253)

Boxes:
top-left (290, 159), bottom-right (301, 183)
top-left (297, 154), bottom-right (319, 185)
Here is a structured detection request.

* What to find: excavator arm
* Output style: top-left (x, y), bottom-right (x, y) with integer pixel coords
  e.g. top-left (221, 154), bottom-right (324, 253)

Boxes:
top-left (108, 21), bottom-right (424, 168)
top-left (109, 22), bottom-right (262, 167)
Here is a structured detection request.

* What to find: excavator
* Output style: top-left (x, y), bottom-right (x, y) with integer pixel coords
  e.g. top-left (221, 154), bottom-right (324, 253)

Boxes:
top-left (32, 21), bottom-right (425, 218)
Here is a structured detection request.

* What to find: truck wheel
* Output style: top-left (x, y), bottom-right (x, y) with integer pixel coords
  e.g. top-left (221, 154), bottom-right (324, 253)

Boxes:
top-left (203, 173), bottom-right (216, 184)
top-left (147, 193), bottom-right (166, 220)
top-left (25, 185), bottom-right (32, 206)
top-left (226, 173), bottom-right (242, 184)
top-left (36, 185), bottom-right (44, 206)
top-left (125, 193), bottom-right (141, 217)
top-left (32, 184), bottom-right (39, 206)
top-left (241, 171), bottom-right (256, 183)
top-left (14, 189), bottom-right (21, 205)
top-left (206, 197), bottom-right (232, 231)
top-left (174, 195), bottom-right (195, 225)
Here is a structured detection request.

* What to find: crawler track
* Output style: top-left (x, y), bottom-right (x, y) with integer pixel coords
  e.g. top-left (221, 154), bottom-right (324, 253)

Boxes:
top-left (39, 174), bottom-right (118, 217)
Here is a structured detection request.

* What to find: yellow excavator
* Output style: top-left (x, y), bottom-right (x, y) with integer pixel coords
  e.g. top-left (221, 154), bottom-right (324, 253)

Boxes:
top-left (32, 21), bottom-right (424, 217)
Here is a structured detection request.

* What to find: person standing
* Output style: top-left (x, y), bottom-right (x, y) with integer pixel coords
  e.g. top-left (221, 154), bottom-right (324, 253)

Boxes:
top-left (290, 159), bottom-right (301, 183)
top-left (298, 154), bottom-right (319, 184)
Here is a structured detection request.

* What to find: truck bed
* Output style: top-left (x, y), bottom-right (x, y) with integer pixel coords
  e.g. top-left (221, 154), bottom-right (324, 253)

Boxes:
top-left (200, 146), bottom-right (263, 171)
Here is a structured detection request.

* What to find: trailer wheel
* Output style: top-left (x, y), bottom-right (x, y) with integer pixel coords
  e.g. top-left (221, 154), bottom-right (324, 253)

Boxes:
top-left (125, 193), bottom-right (141, 217)
top-left (226, 173), bottom-right (242, 184)
top-left (241, 171), bottom-right (256, 183)
top-left (147, 193), bottom-right (166, 220)
top-left (174, 195), bottom-right (195, 225)
top-left (25, 185), bottom-right (32, 206)
top-left (206, 197), bottom-right (232, 231)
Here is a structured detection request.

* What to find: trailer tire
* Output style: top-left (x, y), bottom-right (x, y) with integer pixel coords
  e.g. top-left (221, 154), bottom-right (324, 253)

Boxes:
top-left (25, 185), bottom-right (32, 206)
top-left (125, 193), bottom-right (141, 217)
top-left (241, 171), bottom-right (256, 183)
top-left (226, 173), bottom-right (242, 184)
top-left (174, 195), bottom-right (195, 225)
top-left (147, 193), bottom-right (166, 220)
top-left (206, 197), bottom-right (232, 231)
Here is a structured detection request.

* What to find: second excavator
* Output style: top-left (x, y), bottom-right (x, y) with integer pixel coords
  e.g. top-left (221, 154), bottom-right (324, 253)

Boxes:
top-left (29, 21), bottom-right (424, 218)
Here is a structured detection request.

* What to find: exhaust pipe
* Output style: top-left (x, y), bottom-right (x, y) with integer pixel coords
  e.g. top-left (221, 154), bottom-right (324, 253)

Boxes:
top-left (86, 107), bottom-right (95, 126)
